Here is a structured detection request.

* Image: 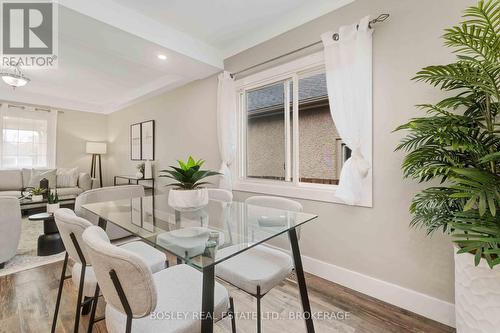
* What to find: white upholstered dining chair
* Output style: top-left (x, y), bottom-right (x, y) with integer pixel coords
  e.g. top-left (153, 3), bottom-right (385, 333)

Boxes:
top-left (207, 188), bottom-right (233, 202)
top-left (215, 195), bottom-right (302, 333)
top-left (0, 197), bottom-right (21, 269)
top-left (82, 226), bottom-right (236, 333)
top-left (52, 208), bottom-right (167, 333)
top-left (75, 185), bottom-right (145, 240)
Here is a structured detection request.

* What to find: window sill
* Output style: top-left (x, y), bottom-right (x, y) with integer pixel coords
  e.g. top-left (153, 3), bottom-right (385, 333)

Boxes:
top-left (233, 179), bottom-right (346, 204)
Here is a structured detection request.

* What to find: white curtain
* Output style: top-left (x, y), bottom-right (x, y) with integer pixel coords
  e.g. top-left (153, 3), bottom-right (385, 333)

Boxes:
top-left (0, 104), bottom-right (57, 169)
top-left (321, 16), bottom-right (373, 206)
top-left (216, 71), bottom-right (237, 190)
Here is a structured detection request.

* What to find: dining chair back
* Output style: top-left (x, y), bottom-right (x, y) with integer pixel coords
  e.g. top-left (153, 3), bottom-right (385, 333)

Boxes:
top-left (75, 185), bottom-right (145, 240)
top-left (83, 226), bottom-right (157, 319)
top-left (245, 195), bottom-right (303, 212)
top-left (52, 208), bottom-right (99, 333)
top-left (0, 197), bottom-right (21, 268)
top-left (207, 188), bottom-right (233, 203)
top-left (54, 208), bottom-right (93, 264)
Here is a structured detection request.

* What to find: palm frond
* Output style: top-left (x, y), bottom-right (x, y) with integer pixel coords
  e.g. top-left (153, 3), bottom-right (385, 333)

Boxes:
top-left (395, 1), bottom-right (500, 267)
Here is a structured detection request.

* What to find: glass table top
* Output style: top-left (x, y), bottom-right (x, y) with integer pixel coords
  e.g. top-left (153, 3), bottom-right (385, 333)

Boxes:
top-left (82, 194), bottom-right (318, 269)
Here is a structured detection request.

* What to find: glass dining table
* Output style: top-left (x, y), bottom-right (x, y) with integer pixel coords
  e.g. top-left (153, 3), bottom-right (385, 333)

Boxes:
top-left (82, 194), bottom-right (318, 333)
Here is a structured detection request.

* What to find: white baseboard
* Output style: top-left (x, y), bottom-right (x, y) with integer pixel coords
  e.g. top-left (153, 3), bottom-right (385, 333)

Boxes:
top-left (301, 254), bottom-right (456, 328)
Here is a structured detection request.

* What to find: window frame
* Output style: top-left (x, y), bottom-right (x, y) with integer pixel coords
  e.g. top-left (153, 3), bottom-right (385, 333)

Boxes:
top-left (0, 103), bottom-right (57, 170)
top-left (233, 51), bottom-right (346, 203)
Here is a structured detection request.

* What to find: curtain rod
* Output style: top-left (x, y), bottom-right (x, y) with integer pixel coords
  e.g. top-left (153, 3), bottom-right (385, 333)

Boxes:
top-left (2, 103), bottom-right (63, 113)
top-left (231, 13), bottom-right (389, 78)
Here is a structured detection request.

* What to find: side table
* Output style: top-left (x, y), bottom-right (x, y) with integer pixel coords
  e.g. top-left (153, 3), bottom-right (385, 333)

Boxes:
top-left (28, 213), bottom-right (65, 256)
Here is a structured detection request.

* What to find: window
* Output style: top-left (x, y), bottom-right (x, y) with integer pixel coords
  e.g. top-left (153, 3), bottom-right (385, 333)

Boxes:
top-left (246, 80), bottom-right (290, 181)
top-left (0, 104), bottom-right (57, 169)
top-left (298, 71), bottom-right (346, 185)
top-left (235, 52), bottom-right (350, 202)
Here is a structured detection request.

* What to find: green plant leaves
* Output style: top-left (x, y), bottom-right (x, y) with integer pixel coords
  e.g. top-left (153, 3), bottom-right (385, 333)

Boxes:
top-left (449, 167), bottom-right (500, 216)
top-left (395, 0), bottom-right (500, 267)
top-left (159, 156), bottom-right (221, 189)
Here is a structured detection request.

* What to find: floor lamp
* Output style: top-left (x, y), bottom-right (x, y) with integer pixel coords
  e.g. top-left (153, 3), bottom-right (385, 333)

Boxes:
top-left (86, 142), bottom-right (107, 188)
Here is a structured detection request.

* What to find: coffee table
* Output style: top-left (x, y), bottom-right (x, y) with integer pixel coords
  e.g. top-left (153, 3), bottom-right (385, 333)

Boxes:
top-left (28, 212), bottom-right (65, 256)
top-left (20, 195), bottom-right (77, 211)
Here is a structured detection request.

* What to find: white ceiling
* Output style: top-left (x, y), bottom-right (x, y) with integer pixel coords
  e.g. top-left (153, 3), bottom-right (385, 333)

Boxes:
top-left (0, 0), bottom-right (353, 113)
top-left (112, 0), bottom-right (354, 57)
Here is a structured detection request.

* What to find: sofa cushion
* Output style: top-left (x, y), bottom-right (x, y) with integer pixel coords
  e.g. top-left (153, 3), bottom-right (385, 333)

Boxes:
top-left (22, 168), bottom-right (33, 187)
top-left (0, 170), bottom-right (22, 191)
top-left (27, 169), bottom-right (56, 188)
top-left (0, 190), bottom-right (21, 197)
top-left (57, 167), bottom-right (79, 188)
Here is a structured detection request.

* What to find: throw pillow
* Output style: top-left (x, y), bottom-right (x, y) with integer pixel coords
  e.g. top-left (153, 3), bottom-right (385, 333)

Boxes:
top-left (28, 169), bottom-right (57, 188)
top-left (57, 167), bottom-right (79, 188)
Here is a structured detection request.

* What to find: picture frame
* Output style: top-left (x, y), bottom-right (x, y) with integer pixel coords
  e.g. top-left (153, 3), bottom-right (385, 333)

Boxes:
top-left (130, 122), bottom-right (142, 160)
top-left (130, 120), bottom-right (155, 160)
top-left (141, 120), bottom-right (155, 160)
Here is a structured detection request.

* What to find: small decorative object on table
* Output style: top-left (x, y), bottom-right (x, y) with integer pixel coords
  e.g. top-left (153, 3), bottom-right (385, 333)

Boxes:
top-left (40, 178), bottom-right (49, 198)
top-left (31, 187), bottom-right (46, 202)
top-left (136, 162), bottom-right (145, 179)
top-left (46, 190), bottom-right (60, 214)
top-left (160, 156), bottom-right (220, 211)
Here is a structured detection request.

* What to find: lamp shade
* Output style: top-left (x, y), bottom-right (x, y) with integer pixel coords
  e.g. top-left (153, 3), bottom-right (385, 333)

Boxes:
top-left (86, 142), bottom-right (107, 154)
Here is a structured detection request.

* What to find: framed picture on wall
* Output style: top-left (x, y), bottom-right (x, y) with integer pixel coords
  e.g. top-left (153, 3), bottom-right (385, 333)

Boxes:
top-left (130, 123), bottom-right (142, 160)
top-left (130, 120), bottom-right (155, 160)
top-left (141, 120), bottom-right (155, 160)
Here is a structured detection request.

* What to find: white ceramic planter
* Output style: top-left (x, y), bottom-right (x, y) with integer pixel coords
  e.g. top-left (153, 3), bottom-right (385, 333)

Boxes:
top-left (31, 195), bottom-right (43, 202)
top-left (455, 247), bottom-right (500, 333)
top-left (47, 203), bottom-right (60, 214)
top-left (168, 188), bottom-right (209, 211)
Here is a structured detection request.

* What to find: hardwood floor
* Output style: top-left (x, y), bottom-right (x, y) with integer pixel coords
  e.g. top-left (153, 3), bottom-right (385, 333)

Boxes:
top-left (0, 259), bottom-right (455, 333)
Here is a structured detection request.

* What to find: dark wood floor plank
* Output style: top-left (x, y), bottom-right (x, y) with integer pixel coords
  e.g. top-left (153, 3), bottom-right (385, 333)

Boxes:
top-left (0, 260), bottom-right (455, 333)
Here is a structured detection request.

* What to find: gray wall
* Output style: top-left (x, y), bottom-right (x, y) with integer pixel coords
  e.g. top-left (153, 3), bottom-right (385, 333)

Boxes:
top-left (106, 76), bottom-right (220, 189)
top-left (104, 0), bottom-right (476, 307)
top-left (57, 109), bottom-right (108, 178)
top-left (224, 0), bottom-right (475, 304)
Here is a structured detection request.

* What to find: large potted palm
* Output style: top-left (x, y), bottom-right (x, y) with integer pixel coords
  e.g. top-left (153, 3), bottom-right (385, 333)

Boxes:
top-left (395, 1), bottom-right (500, 332)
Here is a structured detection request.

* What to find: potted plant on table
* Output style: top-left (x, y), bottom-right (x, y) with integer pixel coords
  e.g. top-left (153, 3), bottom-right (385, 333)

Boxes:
top-left (160, 156), bottom-right (220, 211)
top-left (395, 1), bottom-right (500, 332)
top-left (31, 187), bottom-right (46, 202)
top-left (46, 190), bottom-right (60, 214)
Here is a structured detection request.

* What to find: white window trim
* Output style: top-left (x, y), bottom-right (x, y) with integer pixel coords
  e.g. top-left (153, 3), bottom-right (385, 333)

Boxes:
top-left (233, 51), bottom-right (348, 204)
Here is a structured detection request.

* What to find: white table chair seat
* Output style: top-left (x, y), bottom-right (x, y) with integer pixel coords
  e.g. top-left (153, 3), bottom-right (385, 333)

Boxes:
top-left (105, 264), bottom-right (229, 333)
top-left (216, 244), bottom-right (293, 295)
top-left (119, 241), bottom-right (166, 274)
top-left (156, 227), bottom-right (225, 259)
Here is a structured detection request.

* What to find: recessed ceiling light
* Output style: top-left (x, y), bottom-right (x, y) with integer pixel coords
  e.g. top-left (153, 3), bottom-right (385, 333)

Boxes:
top-left (157, 54), bottom-right (167, 60)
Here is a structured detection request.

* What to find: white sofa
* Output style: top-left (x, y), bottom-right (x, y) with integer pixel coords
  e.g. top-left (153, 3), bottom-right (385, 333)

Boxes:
top-left (0, 197), bottom-right (21, 268)
top-left (0, 168), bottom-right (92, 198)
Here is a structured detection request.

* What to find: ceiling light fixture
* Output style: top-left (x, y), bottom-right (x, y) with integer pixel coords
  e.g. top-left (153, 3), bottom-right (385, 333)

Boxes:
top-left (1, 65), bottom-right (30, 88)
top-left (157, 54), bottom-right (167, 60)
